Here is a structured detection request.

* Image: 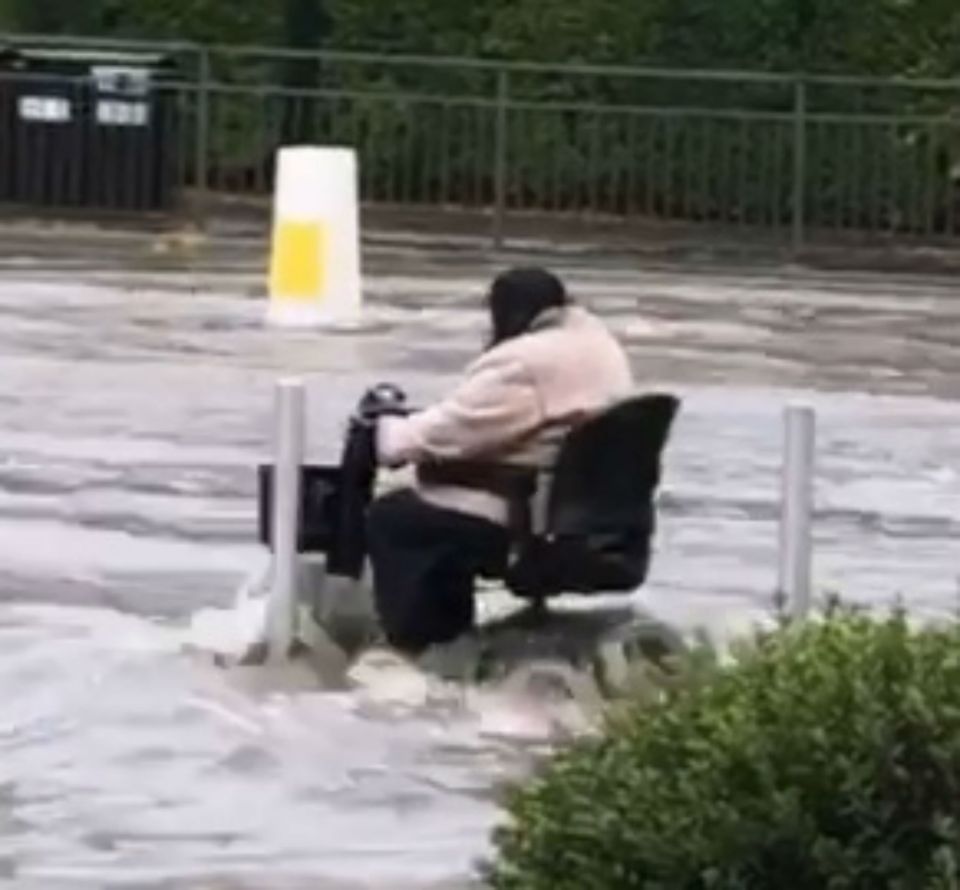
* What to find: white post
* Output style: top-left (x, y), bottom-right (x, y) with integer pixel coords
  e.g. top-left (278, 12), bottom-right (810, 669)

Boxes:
top-left (267, 146), bottom-right (363, 328)
top-left (779, 403), bottom-right (816, 620)
top-left (264, 378), bottom-right (306, 660)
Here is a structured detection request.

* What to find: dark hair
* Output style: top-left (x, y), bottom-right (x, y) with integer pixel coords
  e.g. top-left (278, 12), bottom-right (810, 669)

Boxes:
top-left (487, 267), bottom-right (570, 347)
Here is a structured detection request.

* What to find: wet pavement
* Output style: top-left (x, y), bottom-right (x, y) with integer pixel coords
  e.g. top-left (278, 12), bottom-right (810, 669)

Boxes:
top-left (0, 229), bottom-right (958, 888)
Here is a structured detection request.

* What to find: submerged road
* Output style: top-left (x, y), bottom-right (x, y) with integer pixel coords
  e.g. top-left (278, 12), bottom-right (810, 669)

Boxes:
top-left (0, 229), bottom-right (957, 888)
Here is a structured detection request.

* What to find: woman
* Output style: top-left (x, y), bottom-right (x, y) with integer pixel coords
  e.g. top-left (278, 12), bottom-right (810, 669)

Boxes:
top-left (367, 266), bottom-right (634, 654)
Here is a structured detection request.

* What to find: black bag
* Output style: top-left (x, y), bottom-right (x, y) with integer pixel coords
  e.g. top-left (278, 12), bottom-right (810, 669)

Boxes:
top-left (326, 419), bottom-right (377, 578)
top-left (257, 419), bottom-right (377, 580)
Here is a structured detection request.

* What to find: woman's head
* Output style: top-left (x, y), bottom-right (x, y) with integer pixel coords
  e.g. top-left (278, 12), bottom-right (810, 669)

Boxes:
top-left (487, 267), bottom-right (569, 347)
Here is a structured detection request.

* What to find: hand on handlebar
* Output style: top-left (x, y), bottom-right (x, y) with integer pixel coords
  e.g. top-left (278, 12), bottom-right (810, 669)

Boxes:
top-left (353, 382), bottom-right (410, 427)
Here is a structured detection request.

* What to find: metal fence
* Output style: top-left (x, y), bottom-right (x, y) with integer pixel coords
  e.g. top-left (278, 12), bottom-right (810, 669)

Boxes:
top-left (2, 33), bottom-right (959, 251)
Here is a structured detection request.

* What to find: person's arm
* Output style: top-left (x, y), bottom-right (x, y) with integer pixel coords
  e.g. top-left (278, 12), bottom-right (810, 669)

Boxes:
top-left (377, 356), bottom-right (542, 467)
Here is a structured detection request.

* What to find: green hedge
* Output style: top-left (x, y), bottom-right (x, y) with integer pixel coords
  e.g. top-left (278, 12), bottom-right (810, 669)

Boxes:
top-left (8, 0), bottom-right (959, 78)
top-left (489, 608), bottom-right (960, 889)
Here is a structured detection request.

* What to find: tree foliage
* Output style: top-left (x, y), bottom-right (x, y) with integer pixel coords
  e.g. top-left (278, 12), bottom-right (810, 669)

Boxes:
top-left (0, 0), bottom-right (958, 77)
top-left (1, 0), bottom-right (957, 233)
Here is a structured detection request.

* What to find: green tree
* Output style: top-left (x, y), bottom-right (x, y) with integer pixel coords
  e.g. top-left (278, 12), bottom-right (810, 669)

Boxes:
top-left (0, 0), bottom-right (15, 29)
top-left (4, 0), bottom-right (105, 33)
top-left (329, 0), bottom-right (493, 55)
top-left (2, 0), bottom-right (959, 79)
top-left (104, 0), bottom-right (280, 45)
top-left (484, 0), bottom-right (655, 64)
top-left (279, 0), bottom-right (333, 140)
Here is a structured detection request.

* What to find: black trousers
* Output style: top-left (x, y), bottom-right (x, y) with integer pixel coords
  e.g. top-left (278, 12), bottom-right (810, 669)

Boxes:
top-left (366, 489), bottom-right (510, 654)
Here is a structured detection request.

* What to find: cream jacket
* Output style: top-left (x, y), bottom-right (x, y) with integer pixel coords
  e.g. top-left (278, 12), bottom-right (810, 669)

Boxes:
top-left (377, 305), bottom-right (634, 524)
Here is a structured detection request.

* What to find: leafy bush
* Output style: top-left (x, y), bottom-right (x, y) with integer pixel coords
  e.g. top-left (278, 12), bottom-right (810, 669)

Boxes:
top-left (489, 608), bottom-right (960, 889)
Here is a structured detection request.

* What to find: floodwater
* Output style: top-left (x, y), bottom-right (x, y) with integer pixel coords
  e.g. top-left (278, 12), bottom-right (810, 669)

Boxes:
top-left (0, 230), bottom-right (958, 888)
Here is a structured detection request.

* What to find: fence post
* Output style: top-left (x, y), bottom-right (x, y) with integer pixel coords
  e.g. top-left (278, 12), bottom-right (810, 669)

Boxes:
top-left (194, 46), bottom-right (211, 227)
top-left (492, 68), bottom-right (510, 250)
top-left (265, 378), bottom-right (306, 661)
top-left (778, 403), bottom-right (815, 620)
top-left (791, 76), bottom-right (807, 256)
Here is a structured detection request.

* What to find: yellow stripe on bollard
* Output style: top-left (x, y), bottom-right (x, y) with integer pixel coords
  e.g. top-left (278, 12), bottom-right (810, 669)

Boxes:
top-left (269, 220), bottom-right (326, 301)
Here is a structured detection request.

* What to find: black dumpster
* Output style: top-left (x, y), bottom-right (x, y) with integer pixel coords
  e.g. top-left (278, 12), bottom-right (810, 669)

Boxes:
top-left (0, 47), bottom-right (178, 212)
top-left (0, 48), bottom-right (16, 204)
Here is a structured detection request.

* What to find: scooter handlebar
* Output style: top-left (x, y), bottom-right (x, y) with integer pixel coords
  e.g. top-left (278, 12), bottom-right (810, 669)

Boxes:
top-left (355, 382), bottom-right (411, 423)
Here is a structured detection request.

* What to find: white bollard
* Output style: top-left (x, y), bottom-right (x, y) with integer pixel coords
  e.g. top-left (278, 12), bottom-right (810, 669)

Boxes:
top-left (778, 403), bottom-right (816, 620)
top-left (267, 146), bottom-right (362, 328)
top-left (264, 378), bottom-right (306, 660)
